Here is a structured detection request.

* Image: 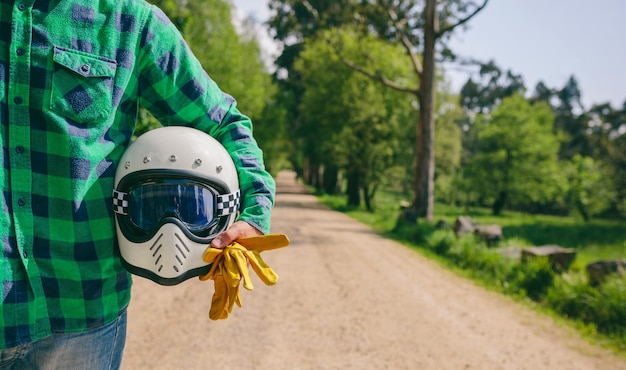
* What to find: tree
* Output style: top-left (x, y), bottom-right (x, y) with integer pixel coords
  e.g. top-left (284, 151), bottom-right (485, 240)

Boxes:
top-left (459, 60), bottom-right (525, 115)
top-left (141, 0), bottom-right (270, 123)
top-left (585, 101), bottom-right (626, 217)
top-left (136, 0), bottom-right (291, 174)
top-left (294, 30), bottom-right (414, 210)
top-left (564, 155), bottom-right (613, 222)
top-left (268, 0), bottom-right (489, 221)
top-left (434, 90), bottom-right (463, 204)
top-left (467, 94), bottom-right (561, 215)
top-left (457, 61), bottom-right (526, 203)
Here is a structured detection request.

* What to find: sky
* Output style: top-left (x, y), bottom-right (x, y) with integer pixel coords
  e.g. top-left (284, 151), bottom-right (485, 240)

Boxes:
top-left (232, 0), bottom-right (626, 109)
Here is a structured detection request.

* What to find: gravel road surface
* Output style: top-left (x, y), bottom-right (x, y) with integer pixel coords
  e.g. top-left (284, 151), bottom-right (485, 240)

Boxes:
top-left (121, 170), bottom-right (625, 370)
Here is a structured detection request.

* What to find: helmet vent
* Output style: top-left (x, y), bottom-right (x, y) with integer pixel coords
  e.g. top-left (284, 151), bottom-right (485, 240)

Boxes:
top-left (150, 234), bottom-right (166, 272)
top-left (145, 232), bottom-right (195, 276)
top-left (173, 233), bottom-right (191, 270)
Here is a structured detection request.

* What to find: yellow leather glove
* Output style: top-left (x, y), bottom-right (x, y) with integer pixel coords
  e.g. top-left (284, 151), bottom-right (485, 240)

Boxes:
top-left (199, 234), bottom-right (290, 320)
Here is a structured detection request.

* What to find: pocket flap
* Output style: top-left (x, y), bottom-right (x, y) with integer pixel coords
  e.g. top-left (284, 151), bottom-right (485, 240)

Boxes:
top-left (53, 46), bottom-right (116, 78)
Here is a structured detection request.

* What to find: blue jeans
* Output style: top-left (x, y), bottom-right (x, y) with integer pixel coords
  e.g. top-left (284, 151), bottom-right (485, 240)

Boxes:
top-left (0, 310), bottom-right (127, 370)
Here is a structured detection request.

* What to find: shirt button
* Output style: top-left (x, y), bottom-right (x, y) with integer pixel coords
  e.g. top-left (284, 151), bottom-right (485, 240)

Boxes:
top-left (23, 251), bottom-right (28, 258)
top-left (14, 96), bottom-right (23, 104)
top-left (16, 48), bottom-right (25, 56)
top-left (80, 64), bottom-right (90, 73)
top-left (15, 146), bottom-right (25, 154)
top-left (18, 3), bottom-right (26, 11)
top-left (17, 198), bottom-right (26, 206)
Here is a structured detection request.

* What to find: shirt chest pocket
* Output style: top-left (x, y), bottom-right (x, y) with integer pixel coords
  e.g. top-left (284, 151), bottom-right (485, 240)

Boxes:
top-left (50, 46), bottom-right (117, 123)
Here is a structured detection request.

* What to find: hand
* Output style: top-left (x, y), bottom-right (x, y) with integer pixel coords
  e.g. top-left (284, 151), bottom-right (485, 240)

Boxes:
top-left (210, 221), bottom-right (263, 249)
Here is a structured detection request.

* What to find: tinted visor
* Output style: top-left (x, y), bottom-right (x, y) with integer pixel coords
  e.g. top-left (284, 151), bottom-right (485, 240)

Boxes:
top-left (127, 179), bottom-right (219, 232)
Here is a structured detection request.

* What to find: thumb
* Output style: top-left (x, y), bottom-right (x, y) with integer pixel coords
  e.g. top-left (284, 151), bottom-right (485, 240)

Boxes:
top-left (211, 221), bottom-right (263, 249)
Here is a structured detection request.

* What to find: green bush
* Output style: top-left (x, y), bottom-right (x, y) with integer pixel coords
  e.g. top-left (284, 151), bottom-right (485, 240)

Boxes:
top-left (505, 257), bottom-right (555, 300)
top-left (441, 234), bottom-right (512, 282)
top-left (591, 275), bottom-right (626, 336)
top-left (426, 229), bottom-right (456, 255)
top-left (546, 272), bottom-right (599, 321)
top-left (446, 234), bottom-right (482, 266)
top-left (546, 273), bottom-right (626, 338)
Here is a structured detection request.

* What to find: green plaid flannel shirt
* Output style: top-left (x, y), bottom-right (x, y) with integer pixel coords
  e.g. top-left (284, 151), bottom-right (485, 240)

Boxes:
top-left (0, 0), bottom-right (275, 349)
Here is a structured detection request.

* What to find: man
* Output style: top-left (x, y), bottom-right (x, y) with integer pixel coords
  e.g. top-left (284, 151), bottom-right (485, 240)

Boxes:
top-left (0, 0), bottom-right (275, 368)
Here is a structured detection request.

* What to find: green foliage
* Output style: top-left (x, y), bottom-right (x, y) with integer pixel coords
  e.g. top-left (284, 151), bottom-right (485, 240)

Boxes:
top-left (146, 0), bottom-right (270, 120)
top-left (563, 155), bottom-right (615, 221)
top-left (134, 108), bottom-right (162, 140)
top-left (434, 91), bottom-right (464, 204)
top-left (585, 102), bottom-right (626, 218)
top-left (142, 0), bottom-right (290, 171)
top-left (547, 273), bottom-right (626, 338)
top-left (251, 81), bottom-right (292, 175)
top-left (546, 273), bottom-right (600, 323)
top-left (294, 28), bottom-right (415, 207)
top-left (466, 94), bottom-right (562, 214)
top-left (505, 257), bottom-right (555, 300)
top-left (426, 229), bottom-right (457, 255)
top-left (459, 60), bottom-right (526, 115)
top-left (590, 275), bottom-right (626, 336)
top-left (446, 235), bottom-right (512, 281)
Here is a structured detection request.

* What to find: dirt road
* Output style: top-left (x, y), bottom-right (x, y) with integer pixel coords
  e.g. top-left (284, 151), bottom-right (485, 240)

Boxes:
top-left (121, 170), bottom-right (625, 370)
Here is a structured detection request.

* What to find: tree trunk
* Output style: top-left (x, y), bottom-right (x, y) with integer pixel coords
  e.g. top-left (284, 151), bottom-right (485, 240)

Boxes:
top-left (412, 0), bottom-right (437, 222)
top-left (362, 184), bottom-right (373, 212)
top-left (305, 159), bottom-right (321, 191)
top-left (322, 165), bottom-right (339, 195)
top-left (576, 200), bottom-right (590, 222)
top-left (492, 189), bottom-right (507, 215)
top-left (346, 170), bottom-right (361, 207)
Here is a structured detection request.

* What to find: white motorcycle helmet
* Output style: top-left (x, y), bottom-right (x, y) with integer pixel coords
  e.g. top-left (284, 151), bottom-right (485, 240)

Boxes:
top-left (113, 126), bottom-right (240, 285)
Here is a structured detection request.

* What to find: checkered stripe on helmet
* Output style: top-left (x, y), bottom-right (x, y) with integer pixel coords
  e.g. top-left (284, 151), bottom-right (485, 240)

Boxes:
top-left (112, 190), bottom-right (129, 215)
top-left (216, 189), bottom-right (240, 216)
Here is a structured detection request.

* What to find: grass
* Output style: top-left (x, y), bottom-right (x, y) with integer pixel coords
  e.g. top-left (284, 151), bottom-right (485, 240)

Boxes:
top-left (434, 204), bottom-right (626, 267)
top-left (320, 192), bottom-right (626, 267)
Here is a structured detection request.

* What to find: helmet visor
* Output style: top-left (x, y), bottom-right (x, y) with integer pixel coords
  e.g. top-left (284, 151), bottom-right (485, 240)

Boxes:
top-left (127, 179), bottom-right (219, 233)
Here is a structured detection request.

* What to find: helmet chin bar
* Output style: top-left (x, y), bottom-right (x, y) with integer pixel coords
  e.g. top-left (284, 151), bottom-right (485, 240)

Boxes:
top-left (118, 222), bottom-right (214, 285)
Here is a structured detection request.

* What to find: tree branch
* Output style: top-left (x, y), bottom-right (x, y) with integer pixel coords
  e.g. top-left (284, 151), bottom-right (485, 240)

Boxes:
top-left (302, 1), bottom-right (419, 96)
top-left (387, 8), bottom-right (423, 77)
top-left (322, 33), bottom-right (420, 96)
top-left (437, 0), bottom-right (489, 37)
top-left (302, 0), bottom-right (319, 20)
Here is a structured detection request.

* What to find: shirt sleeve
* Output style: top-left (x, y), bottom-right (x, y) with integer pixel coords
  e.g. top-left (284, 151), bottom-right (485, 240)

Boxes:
top-left (134, 5), bottom-right (275, 234)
